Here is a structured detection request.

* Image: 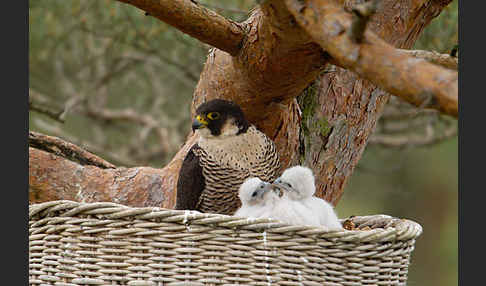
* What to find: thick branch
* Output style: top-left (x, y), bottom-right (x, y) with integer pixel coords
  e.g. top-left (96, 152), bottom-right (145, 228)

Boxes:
top-left (29, 131), bottom-right (197, 208)
top-left (298, 0), bottom-right (453, 205)
top-left (284, 0), bottom-right (458, 118)
top-left (116, 0), bottom-right (245, 56)
top-left (29, 146), bottom-right (175, 208)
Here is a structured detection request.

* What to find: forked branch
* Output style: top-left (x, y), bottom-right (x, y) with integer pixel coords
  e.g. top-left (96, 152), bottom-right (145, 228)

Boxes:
top-left (29, 0), bottom-right (456, 208)
top-left (284, 0), bottom-right (458, 118)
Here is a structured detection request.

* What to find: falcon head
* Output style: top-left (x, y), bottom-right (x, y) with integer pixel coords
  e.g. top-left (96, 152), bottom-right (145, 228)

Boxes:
top-left (238, 177), bottom-right (275, 206)
top-left (273, 166), bottom-right (316, 200)
top-left (192, 99), bottom-right (249, 138)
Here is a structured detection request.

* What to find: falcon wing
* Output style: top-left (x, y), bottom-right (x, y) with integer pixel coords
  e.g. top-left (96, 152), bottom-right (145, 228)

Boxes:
top-left (175, 144), bottom-right (205, 210)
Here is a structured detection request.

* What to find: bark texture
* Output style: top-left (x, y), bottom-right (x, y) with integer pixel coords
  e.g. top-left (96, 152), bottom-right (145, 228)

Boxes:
top-left (29, 0), bottom-right (454, 208)
top-left (117, 0), bottom-right (245, 56)
top-left (302, 0), bottom-right (454, 204)
top-left (397, 49), bottom-right (458, 70)
top-left (285, 0), bottom-right (457, 117)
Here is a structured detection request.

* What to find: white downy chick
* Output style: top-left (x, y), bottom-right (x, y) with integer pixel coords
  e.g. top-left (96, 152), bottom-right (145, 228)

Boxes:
top-left (234, 177), bottom-right (276, 219)
top-left (274, 166), bottom-right (343, 230)
top-left (234, 177), bottom-right (309, 226)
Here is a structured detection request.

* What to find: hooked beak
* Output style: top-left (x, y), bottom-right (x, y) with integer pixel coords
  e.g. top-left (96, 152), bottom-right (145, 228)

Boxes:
top-left (192, 115), bottom-right (208, 131)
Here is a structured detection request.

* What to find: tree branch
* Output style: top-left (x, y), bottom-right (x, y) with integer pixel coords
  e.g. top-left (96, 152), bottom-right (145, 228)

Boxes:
top-left (284, 0), bottom-right (458, 118)
top-left (32, 118), bottom-right (140, 167)
top-left (83, 107), bottom-right (171, 156)
top-left (29, 0), bottom-right (454, 208)
top-left (116, 0), bottom-right (246, 56)
top-left (29, 96), bottom-right (65, 124)
top-left (29, 146), bottom-right (174, 208)
top-left (348, 0), bottom-right (378, 43)
top-left (369, 121), bottom-right (457, 148)
top-left (29, 131), bottom-right (116, 169)
top-left (397, 49), bottom-right (458, 70)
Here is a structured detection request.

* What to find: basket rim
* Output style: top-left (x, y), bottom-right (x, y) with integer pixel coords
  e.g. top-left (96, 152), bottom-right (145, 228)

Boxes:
top-left (29, 200), bottom-right (423, 243)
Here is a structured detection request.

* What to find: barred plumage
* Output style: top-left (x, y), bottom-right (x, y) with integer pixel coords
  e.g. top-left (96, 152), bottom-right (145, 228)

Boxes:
top-left (175, 100), bottom-right (280, 215)
top-left (195, 126), bottom-right (280, 214)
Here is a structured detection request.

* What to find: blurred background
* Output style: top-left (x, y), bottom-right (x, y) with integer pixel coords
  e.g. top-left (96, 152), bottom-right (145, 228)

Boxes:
top-left (29, 0), bottom-right (458, 285)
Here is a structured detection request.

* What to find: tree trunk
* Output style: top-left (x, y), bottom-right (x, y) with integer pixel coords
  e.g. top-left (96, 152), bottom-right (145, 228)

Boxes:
top-left (29, 0), bottom-right (455, 208)
top-left (301, 0), bottom-right (455, 205)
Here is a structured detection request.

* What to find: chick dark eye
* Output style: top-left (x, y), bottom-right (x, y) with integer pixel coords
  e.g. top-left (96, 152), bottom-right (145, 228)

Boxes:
top-left (285, 182), bottom-right (292, 188)
top-left (207, 112), bottom-right (220, 120)
top-left (251, 191), bottom-right (258, 197)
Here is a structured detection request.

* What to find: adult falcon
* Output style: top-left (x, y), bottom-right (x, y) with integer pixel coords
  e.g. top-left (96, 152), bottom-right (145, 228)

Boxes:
top-left (175, 99), bottom-right (281, 215)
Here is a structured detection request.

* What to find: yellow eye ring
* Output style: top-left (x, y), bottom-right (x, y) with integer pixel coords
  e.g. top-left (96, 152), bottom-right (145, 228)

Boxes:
top-left (207, 112), bottom-right (220, 120)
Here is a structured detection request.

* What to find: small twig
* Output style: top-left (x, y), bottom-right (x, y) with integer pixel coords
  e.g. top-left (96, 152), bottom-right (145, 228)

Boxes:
top-left (369, 119), bottom-right (457, 148)
top-left (83, 107), bottom-right (171, 155)
top-left (59, 95), bottom-right (86, 122)
top-left (29, 94), bottom-right (65, 124)
top-left (381, 106), bottom-right (437, 120)
top-left (349, 0), bottom-right (378, 43)
top-left (123, 9), bottom-right (202, 83)
top-left (397, 49), bottom-right (458, 70)
top-left (79, 25), bottom-right (200, 84)
top-left (380, 116), bottom-right (432, 134)
top-left (93, 58), bottom-right (144, 91)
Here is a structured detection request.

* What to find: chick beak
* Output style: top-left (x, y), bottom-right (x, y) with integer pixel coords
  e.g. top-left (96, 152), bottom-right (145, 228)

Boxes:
top-left (254, 182), bottom-right (271, 200)
top-left (271, 182), bottom-right (293, 193)
top-left (192, 115), bottom-right (208, 132)
top-left (253, 188), bottom-right (266, 200)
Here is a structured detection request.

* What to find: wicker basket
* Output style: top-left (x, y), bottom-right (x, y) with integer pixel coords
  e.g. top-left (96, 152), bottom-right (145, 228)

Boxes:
top-left (29, 200), bottom-right (422, 286)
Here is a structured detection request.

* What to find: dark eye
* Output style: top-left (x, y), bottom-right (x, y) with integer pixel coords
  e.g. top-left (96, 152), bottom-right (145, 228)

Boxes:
top-left (207, 112), bottom-right (220, 120)
top-left (285, 182), bottom-right (292, 188)
top-left (251, 191), bottom-right (258, 197)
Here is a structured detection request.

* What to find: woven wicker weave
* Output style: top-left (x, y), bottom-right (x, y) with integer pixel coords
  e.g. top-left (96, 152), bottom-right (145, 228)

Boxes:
top-left (29, 200), bottom-right (422, 286)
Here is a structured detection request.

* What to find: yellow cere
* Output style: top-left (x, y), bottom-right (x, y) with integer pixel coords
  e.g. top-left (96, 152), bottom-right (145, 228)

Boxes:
top-left (196, 115), bottom-right (209, 125)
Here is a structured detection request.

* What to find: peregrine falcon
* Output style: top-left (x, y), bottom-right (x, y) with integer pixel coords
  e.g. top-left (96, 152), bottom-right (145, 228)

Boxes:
top-left (274, 166), bottom-right (342, 230)
top-left (175, 99), bottom-right (281, 215)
